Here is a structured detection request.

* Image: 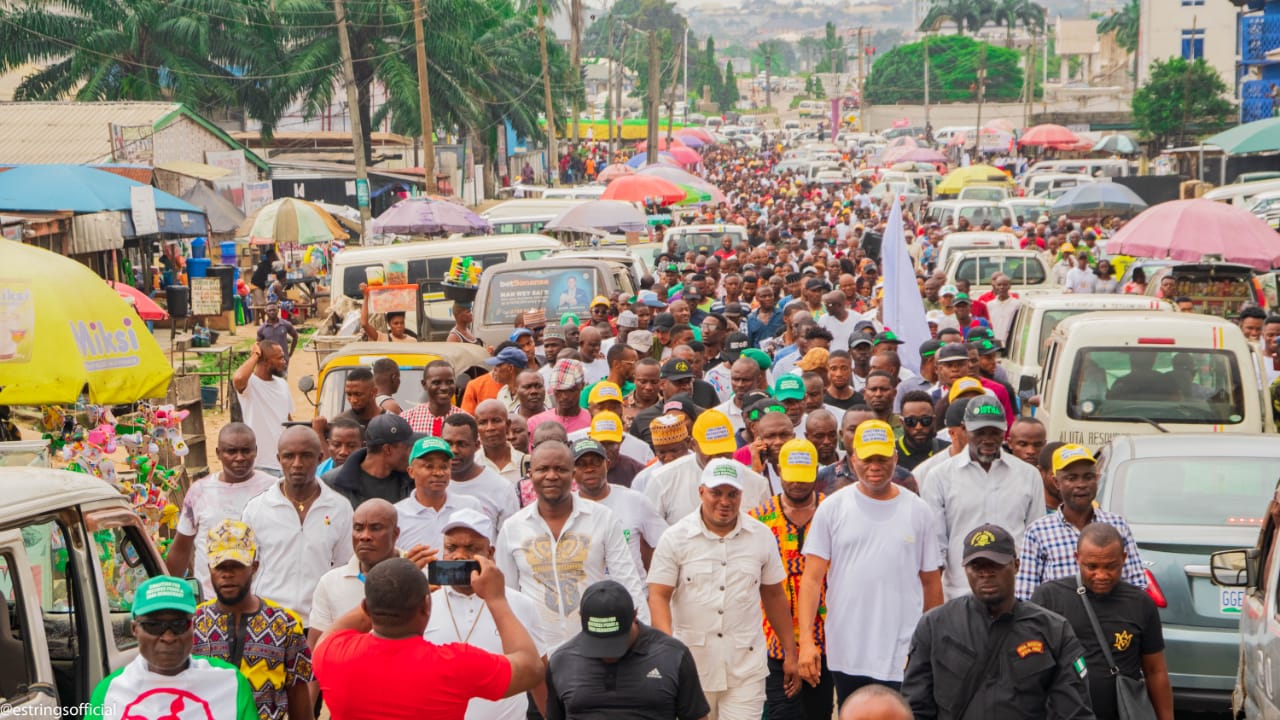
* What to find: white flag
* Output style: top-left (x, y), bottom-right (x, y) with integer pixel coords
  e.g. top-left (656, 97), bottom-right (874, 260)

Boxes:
top-left (880, 198), bottom-right (931, 374)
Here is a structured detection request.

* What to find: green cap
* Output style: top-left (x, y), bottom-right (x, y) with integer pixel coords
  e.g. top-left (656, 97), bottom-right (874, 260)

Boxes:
top-left (741, 347), bottom-right (772, 371)
top-left (773, 375), bottom-right (805, 401)
top-left (132, 576), bottom-right (196, 618)
top-left (410, 436), bottom-right (454, 462)
top-left (560, 313), bottom-right (579, 326)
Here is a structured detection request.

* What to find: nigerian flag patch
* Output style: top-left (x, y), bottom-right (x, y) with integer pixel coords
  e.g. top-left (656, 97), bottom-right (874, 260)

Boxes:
top-left (1073, 656), bottom-right (1087, 678)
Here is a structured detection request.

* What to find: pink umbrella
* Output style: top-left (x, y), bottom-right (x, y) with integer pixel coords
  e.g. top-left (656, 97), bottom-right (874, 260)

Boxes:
top-left (891, 147), bottom-right (948, 164)
top-left (667, 145), bottom-right (701, 166)
top-left (676, 127), bottom-right (715, 144)
top-left (887, 136), bottom-right (919, 148)
top-left (636, 137), bottom-right (687, 152)
top-left (637, 165), bottom-right (727, 205)
top-left (596, 163), bottom-right (634, 182)
top-left (1019, 123), bottom-right (1080, 150)
top-left (601, 175), bottom-right (686, 206)
top-left (108, 281), bottom-right (169, 321)
top-left (1108, 199), bottom-right (1280, 271)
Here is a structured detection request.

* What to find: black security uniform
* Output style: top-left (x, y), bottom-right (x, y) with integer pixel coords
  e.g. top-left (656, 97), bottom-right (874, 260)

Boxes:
top-left (1031, 578), bottom-right (1164, 720)
top-left (902, 594), bottom-right (1096, 720)
top-left (545, 623), bottom-right (710, 720)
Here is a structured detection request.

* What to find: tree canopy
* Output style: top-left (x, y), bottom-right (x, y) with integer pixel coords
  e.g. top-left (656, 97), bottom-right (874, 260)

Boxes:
top-left (1132, 57), bottom-right (1235, 147)
top-left (864, 34), bottom-right (1026, 105)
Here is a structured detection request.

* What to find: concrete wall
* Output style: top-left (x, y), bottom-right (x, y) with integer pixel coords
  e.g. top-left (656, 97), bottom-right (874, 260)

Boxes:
top-left (152, 115), bottom-right (260, 197)
top-left (861, 90), bottom-right (1134, 132)
top-left (1137, 0), bottom-right (1237, 89)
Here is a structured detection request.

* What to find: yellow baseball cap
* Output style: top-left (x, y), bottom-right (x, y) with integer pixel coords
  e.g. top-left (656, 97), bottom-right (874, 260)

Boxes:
top-left (588, 411), bottom-right (625, 443)
top-left (779, 439), bottom-right (818, 483)
top-left (207, 519), bottom-right (256, 567)
top-left (587, 381), bottom-right (624, 406)
top-left (1052, 444), bottom-right (1097, 473)
top-left (852, 420), bottom-right (895, 460)
top-left (948, 377), bottom-right (985, 403)
top-left (692, 409), bottom-right (737, 456)
top-left (591, 295), bottom-right (610, 308)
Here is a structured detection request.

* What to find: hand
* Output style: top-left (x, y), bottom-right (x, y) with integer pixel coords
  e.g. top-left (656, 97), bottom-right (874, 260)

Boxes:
top-left (782, 653), bottom-right (801, 698)
top-left (359, 282), bottom-right (369, 295)
top-left (469, 556), bottom-right (507, 602)
top-left (798, 641), bottom-right (822, 687)
top-left (250, 343), bottom-right (262, 360)
top-left (403, 544), bottom-right (438, 569)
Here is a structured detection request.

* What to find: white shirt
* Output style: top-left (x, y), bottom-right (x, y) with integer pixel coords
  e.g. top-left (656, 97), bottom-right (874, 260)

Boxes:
top-left (176, 470), bottom-right (276, 596)
top-left (308, 554), bottom-right (366, 632)
top-left (712, 398), bottom-right (746, 435)
top-left (1065, 267), bottom-right (1098, 294)
top-left (494, 496), bottom-right (649, 651)
top-left (590, 485), bottom-right (669, 572)
top-left (425, 587), bottom-right (548, 720)
top-left (394, 491), bottom-right (486, 549)
top-left (478, 447), bottom-right (527, 484)
top-left (643, 454), bottom-right (771, 525)
top-left (567, 428), bottom-right (655, 465)
top-left (818, 312), bottom-right (859, 351)
top-left (647, 510), bottom-right (786, 692)
top-left (630, 459), bottom-right (670, 494)
top-left (803, 486), bottom-right (941, 681)
top-left (242, 481), bottom-right (354, 617)
top-left (910, 446), bottom-right (962, 498)
top-left (704, 363), bottom-right (733, 403)
top-left (985, 295), bottom-right (1022, 341)
top-left (921, 450), bottom-right (1043, 599)
top-left (235, 374), bottom-right (294, 471)
top-left (451, 466), bottom-right (521, 531)
top-left (582, 357), bottom-right (610, 385)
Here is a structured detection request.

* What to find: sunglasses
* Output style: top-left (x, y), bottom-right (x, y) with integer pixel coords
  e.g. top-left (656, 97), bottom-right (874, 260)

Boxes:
top-left (137, 617), bottom-right (193, 636)
top-left (902, 416), bottom-right (934, 428)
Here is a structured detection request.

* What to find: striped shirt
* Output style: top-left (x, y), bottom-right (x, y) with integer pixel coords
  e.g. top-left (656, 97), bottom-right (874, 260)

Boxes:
top-left (1015, 508), bottom-right (1148, 600)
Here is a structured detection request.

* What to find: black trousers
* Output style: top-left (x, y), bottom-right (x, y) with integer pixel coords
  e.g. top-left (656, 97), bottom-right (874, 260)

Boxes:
top-left (832, 672), bottom-right (902, 710)
top-left (766, 656), bottom-right (834, 720)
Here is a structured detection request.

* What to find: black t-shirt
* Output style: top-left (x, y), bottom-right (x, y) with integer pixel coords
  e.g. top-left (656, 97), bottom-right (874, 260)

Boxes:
top-left (1031, 577), bottom-right (1165, 720)
top-left (823, 390), bottom-right (864, 410)
top-left (545, 624), bottom-right (710, 720)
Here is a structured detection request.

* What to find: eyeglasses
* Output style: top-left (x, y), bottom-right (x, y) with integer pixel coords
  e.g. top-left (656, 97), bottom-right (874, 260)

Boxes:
top-left (137, 617), bottom-right (193, 636)
top-left (902, 416), bottom-right (934, 428)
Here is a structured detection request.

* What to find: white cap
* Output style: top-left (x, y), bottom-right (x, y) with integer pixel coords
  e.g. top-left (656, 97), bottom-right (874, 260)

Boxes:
top-left (441, 508), bottom-right (494, 542)
top-left (700, 458), bottom-right (745, 491)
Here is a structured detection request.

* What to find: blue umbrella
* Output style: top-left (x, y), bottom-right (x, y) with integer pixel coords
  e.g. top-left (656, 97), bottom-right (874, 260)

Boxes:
top-left (0, 164), bottom-right (207, 235)
top-left (1050, 182), bottom-right (1149, 217)
top-left (1091, 135), bottom-right (1140, 155)
top-left (624, 152), bottom-right (677, 169)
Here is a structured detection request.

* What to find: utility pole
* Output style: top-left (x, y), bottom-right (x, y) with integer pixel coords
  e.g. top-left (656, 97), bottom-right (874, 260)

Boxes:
top-left (411, 0), bottom-right (435, 189)
top-left (606, 19), bottom-right (615, 159)
top-left (616, 33), bottom-right (625, 158)
top-left (570, 0), bottom-right (583, 146)
top-left (1023, 37), bottom-right (1034, 130)
top-left (974, 42), bottom-right (987, 156)
top-left (647, 29), bottom-right (660, 165)
top-left (923, 33), bottom-right (930, 129)
top-left (334, 0), bottom-right (370, 232)
top-left (764, 44), bottom-right (773, 111)
top-left (537, 0), bottom-right (557, 185)
top-left (667, 32), bottom-right (682, 142)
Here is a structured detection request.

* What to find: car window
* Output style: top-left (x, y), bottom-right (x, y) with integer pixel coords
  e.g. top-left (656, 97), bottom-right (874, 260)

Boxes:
top-left (20, 521), bottom-right (78, 662)
top-left (86, 522), bottom-right (154, 650)
top-left (0, 551), bottom-right (36, 703)
top-left (1111, 457), bottom-right (1274, 526)
top-left (325, 367), bottom-right (426, 414)
top-left (1067, 348), bottom-right (1245, 424)
top-left (1037, 310), bottom-right (1088, 364)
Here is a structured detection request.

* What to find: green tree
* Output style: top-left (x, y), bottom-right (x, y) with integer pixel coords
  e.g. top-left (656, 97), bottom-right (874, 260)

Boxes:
top-left (864, 34), bottom-right (1026, 104)
top-left (992, 0), bottom-right (1045, 47)
top-left (719, 59), bottom-right (739, 108)
top-left (920, 0), bottom-right (997, 35)
top-left (1132, 57), bottom-right (1235, 147)
top-left (752, 39), bottom-right (793, 76)
top-left (691, 36), bottom-right (723, 104)
top-left (814, 21), bottom-right (846, 73)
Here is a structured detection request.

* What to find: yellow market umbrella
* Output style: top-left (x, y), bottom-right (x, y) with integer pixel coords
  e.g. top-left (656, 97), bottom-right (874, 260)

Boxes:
top-left (0, 241), bottom-right (173, 405)
top-left (935, 164), bottom-right (1014, 195)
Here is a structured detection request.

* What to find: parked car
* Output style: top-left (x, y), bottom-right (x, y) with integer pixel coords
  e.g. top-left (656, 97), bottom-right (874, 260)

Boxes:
top-left (942, 248), bottom-right (1054, 299)
top-left (298, 341), bottom-right (491, 418)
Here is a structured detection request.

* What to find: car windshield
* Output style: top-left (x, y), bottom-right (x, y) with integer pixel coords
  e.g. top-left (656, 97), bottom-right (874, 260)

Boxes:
top-left (1037, 310), bottom-right (1091, 364)
top-left (955, 256), bottom-right (1046, 286)
top-left (960, 187), bottom-right (1006, 202)
top-left (1067, 348), bottom-right (1245, 424)
top-left (669, 230), bottom-right (747, 254)
top-left (958, 205), bottom-right (1006, 226)
top-left (1109, 456), bottom-right (1274, 526)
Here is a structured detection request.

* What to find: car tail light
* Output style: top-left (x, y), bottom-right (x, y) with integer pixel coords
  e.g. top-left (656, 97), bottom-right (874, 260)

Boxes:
top-left (1143, 569), bottom-right (1168, 608)
top-left (1137, 337), bottom-right (1176, 345)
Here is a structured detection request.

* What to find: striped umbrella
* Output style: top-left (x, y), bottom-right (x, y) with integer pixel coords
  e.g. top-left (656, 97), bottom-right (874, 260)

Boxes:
top-left (242, 198), bottom-right (348, 246)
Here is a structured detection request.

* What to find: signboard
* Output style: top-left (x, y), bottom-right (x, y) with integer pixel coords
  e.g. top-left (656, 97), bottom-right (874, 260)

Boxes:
top-left (129, 186), bottom-right (160, 236)
top-left (110, 124), bottom-right (154, 164)
top-left (356, 178), bottom-right (370, 208)
top-left (243, 181), bottom-right (273, 214)
top-left (483, 268), bottom-right (597, 326)
top-left (190, 277), bottom-right (222, 316)
top-left (206, 151), bottom-right (246, 210)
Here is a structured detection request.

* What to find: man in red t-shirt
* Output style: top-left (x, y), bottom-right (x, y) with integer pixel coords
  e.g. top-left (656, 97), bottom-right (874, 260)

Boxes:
top-left (313, 556), bottom-right (543, 720)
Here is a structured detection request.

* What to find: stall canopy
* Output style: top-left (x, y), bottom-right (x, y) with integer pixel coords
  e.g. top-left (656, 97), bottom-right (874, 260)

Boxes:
top-left (1201, 117), bottom-right (1280, 156)
top-left (183, 183), bottom-right (246, 235)
top-left (0, 164), bottom-right (208, 236)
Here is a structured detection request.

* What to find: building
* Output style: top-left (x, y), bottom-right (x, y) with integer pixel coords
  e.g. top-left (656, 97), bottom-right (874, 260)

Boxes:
top-left (1235, 0), bottom-right (1280, 122)
top-left (1136, 0), bottom-right (1237, 93)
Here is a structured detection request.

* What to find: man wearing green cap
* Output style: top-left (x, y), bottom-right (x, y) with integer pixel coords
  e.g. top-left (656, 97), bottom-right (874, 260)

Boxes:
top-left (396, 435), bottom-right (485, 550)
top-left (772, 375), bottom-right (809, 441)
top-left (92, 576), bottom-right (257, 720)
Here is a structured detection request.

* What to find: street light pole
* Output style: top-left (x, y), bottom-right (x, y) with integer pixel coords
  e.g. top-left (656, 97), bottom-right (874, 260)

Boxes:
top-left (646, 29), bottom-right (659, 165)
top-left (334, 0), bottom-right (370, 233)
top-left (683, 26), bottom-right (690, 108)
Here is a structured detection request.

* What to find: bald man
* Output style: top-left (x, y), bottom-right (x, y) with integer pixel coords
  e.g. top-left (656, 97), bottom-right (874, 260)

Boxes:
top-left (580, 326), bottom-right (609, 384)
top-left (839, 685), bottom-right (912, 720)
top-left (242, 426), bottom-right (355, 620)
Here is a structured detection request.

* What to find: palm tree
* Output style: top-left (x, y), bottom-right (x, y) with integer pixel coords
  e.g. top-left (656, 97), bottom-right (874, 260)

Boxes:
top-left (919, 0), bottom-right (996, 36)
top-left (1098, 0), bottom-right (1139, 88)
top-left (993, 0), bottom-right (1046, 47)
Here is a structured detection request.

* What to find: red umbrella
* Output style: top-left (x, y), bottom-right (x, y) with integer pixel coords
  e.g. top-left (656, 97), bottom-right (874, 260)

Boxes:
top-left (676, 127), bottom-right (715, 144)
top-left (667, 145), bottom-right (701, 166)
top-left (596, 163), bottom-right (634, 182)
top-left (601, 175), bottom-right (686, 206)
top-left (1019, 124), bottom-right (1080, 149)
top-left (1108, 199), bottom-right (1280, 271)
top-left (636, 137), bottom-right (687, 152)
top-left (108, 280), bottom-right (169, 321)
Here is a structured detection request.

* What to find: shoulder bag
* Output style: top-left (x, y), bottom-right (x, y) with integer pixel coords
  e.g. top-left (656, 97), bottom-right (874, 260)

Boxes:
top-left (1076, 575), bottom-right (1157, 720)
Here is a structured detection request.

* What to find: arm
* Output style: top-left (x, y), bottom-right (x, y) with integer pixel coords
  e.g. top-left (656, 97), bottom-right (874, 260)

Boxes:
top-left (1119, 522), bottom-right (1149, 589)
top-left (900, 617), bottom-right (938, 720)
top-left (1141, 651), bottom-right (1175, 720)
top-left (602, 514), bottom-right (650, 622)
top-left (919, 569), bottom-right (943, 611)
top-left (1014, 526), bottom-right (1044, 601)
top-left (796, 554), bottom-right (829, 686)
top-left (470, 556), bottom-right (544, 698)
top-left (164, 532), bottom-right (195, 578)
top-left (648, 583), bottom-right (675, 634)
top-left (760, 581), bottom-right (799, 699)
top-left (232, 343), bottom-right (261, 394)
top-left (359, 284), bottom-right (379, 341)
top-left (288, 322), bottom-right (300, 356)
top-left (286, 676), bottom-right (311, 720)
top-left (1048, 625), bottom-right (1096, 720)
top-left (543, 663), bottom-right (565, 720)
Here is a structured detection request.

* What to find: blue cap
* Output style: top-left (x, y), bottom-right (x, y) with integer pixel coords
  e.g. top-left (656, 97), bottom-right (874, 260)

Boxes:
top-left (509, 327), bottom-right (533, 342)
top-left (636, 290), bottom-right (667, 308)
top-left (486, 346), bottom-right (529, 369)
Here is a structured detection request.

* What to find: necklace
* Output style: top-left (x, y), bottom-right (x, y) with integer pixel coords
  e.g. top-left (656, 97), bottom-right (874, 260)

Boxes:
top-left (443, 590), bottom-right (485, 644)
top-left (281, 482), bottom-right (320, 513)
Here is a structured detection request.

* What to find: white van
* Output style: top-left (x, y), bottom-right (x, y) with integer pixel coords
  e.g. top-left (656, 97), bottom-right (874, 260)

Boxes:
top-left (1025, 159), bottom-right (1133, 179)
top-left (925, 200), bottom-right (1014, 229)
top-left (1021, 173), bottom-right (1095, 199)
top-left (934, 231), bottom-right (1017, 270)
top-left (1203, 179), bottom-right (1280, 207)
top-left (329, 234), bottom-right (564, 326)
top-left (1036, 312), bottom-right (1271, 446)
top-left (664, 224), bottom-right (750, 256)
top-left (798, 100), bottom-right (826, 118)
top-left (541, 185), bottom-right (606, 200)
top-left (481, 198), bottom-right (588, 235)
top-left (943, 248), bottom-right (1054, 298)
top-left (705, 116), bottom-right (724, 130)
top-left (1000, 294), bottom-right (1173, 404)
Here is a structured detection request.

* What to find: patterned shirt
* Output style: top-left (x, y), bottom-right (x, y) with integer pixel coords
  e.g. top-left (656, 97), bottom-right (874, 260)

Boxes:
top-left (193, 597), bottom-right (313, 720)
top-left (749, 494), bottom-right (827, 661)
top-left (1014, 508), bottom-right (1148, 600)
top-left (400, 404), bottom-right (463, 436)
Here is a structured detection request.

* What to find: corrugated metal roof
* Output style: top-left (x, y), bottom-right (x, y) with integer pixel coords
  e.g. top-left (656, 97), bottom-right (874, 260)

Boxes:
top-left (0, 101), bottom-right (182, 165)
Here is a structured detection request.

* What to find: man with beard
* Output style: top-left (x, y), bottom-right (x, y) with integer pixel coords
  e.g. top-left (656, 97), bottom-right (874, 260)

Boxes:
top-left (922, 397), bottom-right (1042, 600)
top-left (749, 409), bottom-right (797, 495)
top-left (646, 409), bottom-right (772, 524)
top-left (395, 436), bottom-right (484, 550)
top-left (895, 391), bottom-right (948, 472)
top-left (712, 357), bottom-right (763, 435)
top-left (194, 520), bottom-right (313, 720)
top-left (323, 413), bottom-right (415, 507)
top-left (527, 359), bottom-right (592, 435)
top-left (861, 371), bottom-right (901, 437)
top-left (232, 340), bottom-right (294, 475)
top-left (313, 368), bottom-right (381, 441)
top-left (401, 360), bottom-right (464, 436)
top-left (623, 358), bottom-right (662, 433)
top-left (749, 439), bottom-right (833, 720)
top-left (747, 285), bottom-right (783, 348)
top-left (705, 332), bottom-right (748, 403)
top-left (513, 369), bottom-right (549, 426)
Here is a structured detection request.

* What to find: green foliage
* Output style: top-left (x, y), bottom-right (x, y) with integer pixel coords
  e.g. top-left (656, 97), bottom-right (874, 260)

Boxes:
top-left (920, 0), bottom-right (1045, 40)
top-left (719, 60), bottom-right (739, 108)
top-left (688, 36), bottom-right (723, 104)
top-left (865, 35), bottom-right (1025, 104)
top-left (751, 39), bottom-right (794, 76)
top-left (1132, 57), bottom-right (1235, 147)
top-left (813, 21), bottom-right (846, 73)
top-left (1097, 0), bottom-right (1139, 53)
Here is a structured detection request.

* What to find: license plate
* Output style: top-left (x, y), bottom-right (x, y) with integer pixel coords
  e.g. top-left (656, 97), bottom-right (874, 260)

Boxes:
top-left (1220, 588), bottom-right (1245, 615)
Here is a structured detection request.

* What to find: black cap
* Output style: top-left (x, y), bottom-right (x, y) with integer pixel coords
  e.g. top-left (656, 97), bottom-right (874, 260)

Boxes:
top-left (919, 338), bottom-right (943, 360)
top-left (578, 580), bottom-right (635, 658)
top-left (653, 312), bottom-right (676, 330)
top-left (945, 396), bottom-right (972, 428)
top-left (573, 438), bottom-right (607, 461)
top-left (722, 333), bottom-right (749, 362)
top-left (724, 302), bottom-right (748, 318)
top-left (854, 320), bottom-right (877, 336)
top-left (972, 337), bottom-right (1000, 356)
top-left (366, 414), bottom-right (416, 448)
top-left (804, 278), bottom-right (827, 291)
top-left (936, 342), bottom-right (971, 364)
top-left (661, 358), bottom-right (695, 380)
top-left (873, 331), bottom-right (904, 346)
top-left (849, 334), bottom-right (874, 349)
top-left (962, 524), bottom-right (1017, 566)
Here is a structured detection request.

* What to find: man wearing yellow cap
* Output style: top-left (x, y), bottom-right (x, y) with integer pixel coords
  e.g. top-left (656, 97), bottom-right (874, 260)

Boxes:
top-left (798, 421), bottom-right (943, 707)
top-left (748, 439), bottom-right (834, 720)
top-left (1014, 444), bottom-right (1147, 600)
top-left (644, 409), bottom-right (771, 524)
top-left (193, 519), bottom-right (313, 720)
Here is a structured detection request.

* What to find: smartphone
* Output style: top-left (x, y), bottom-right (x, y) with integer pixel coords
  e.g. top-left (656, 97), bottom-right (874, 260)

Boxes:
top-left (427, 560), bottom-right (480, 586)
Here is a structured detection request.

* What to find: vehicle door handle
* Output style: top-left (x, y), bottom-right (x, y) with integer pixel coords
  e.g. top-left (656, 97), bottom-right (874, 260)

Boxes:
top-left (1184, 564), bottom-right (1213, 578)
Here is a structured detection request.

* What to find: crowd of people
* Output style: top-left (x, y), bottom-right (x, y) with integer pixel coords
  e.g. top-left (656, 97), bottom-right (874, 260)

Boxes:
top-left (96, 136), bottom-right (1184, 720)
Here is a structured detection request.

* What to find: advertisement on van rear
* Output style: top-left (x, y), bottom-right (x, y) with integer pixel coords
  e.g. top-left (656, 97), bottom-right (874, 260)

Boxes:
top-left (484, 268), bottom-right (597, 324)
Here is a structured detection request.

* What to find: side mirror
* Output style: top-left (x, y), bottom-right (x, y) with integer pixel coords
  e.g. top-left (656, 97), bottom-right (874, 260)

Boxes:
top-left (298, 375), bottom-right (315, 393)
top-left (1209, 548), bottom-right (1256, 588)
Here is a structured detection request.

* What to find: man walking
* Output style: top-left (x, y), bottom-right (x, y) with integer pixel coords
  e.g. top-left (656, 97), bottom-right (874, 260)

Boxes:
top-left (401, 360), bottom-right (465, 436)
top-left (573, 438), bottom-right (668, 572)
top-left (444, 414), bottom-right (522, 531)
top-left (232, 341), bottom-right (294, 476)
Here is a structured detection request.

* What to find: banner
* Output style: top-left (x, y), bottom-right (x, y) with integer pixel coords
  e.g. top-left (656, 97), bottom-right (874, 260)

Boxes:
top-left (110, 124), bottom-right (154, 164)
top-left (129, 186), bottom-right (160, 236)
top-left (243, 181), bottom-right (273, 214)
top-left (879, 198), bottom-right (930, 374)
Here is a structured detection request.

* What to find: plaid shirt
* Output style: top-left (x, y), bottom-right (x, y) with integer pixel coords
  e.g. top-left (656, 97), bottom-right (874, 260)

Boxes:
top-left (399, 404), bottom-right (463, 436)
top-left (749, 494), bottom-right (827, 661)
top-left (1014, 508), bottom-right (1148, 600)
